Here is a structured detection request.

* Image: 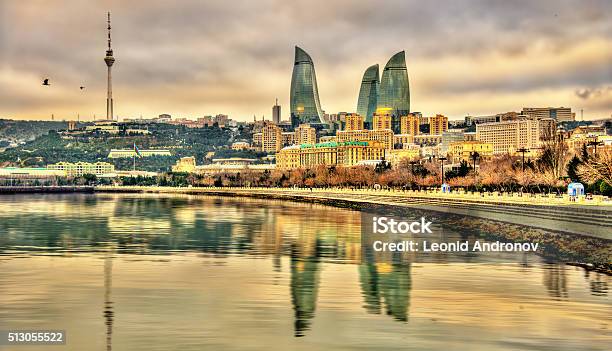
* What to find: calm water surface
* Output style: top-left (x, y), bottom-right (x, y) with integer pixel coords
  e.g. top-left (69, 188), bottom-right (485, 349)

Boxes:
top-left (0, 194), bottom-right (609, 351)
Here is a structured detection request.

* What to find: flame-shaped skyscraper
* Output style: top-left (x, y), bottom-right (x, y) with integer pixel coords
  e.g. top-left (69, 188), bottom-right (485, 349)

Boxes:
top-left (290, 46), bottom-right (325, 126)
top-left (377, 51), bottom-right (410, 132)
top-left (104, 12), bottom-right (115, 121)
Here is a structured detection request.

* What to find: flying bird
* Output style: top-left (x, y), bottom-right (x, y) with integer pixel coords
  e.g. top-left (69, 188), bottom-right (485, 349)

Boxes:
top-left (42, 78), bottom-right (50, 86)
top-left (79, 86), bottom-right (85, 90)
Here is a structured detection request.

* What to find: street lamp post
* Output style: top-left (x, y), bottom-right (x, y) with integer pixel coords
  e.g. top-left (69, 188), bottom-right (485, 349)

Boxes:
top-left (438, 157), bottom-right (447, 185)
top-left (587, 138), bottom-right (604, 156)
top-left (517, 147), bottom-right (529, 172)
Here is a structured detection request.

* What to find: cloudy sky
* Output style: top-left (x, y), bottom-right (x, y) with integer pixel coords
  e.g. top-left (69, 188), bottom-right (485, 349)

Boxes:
top-left (1, 0), bottom-right (611, 121)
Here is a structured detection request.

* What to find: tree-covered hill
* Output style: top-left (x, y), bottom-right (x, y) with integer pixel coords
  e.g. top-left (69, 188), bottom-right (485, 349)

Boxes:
top-left (0, 123), bottom-right (236, 172)
top-left (0, 119), bottom-right (68, 142)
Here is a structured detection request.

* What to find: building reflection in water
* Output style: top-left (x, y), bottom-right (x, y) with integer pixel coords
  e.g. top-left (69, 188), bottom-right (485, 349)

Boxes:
top-left (104, 251), bottom-right (114, 351)
top-left (359, 246), bottom-right (412, 322)
top-left (542, 264), bottom-right (568, 299)
top-left (290, 238), bottom-right (322, 337)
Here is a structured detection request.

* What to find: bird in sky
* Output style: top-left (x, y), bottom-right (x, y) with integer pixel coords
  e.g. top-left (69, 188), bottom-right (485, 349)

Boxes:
top-left (79, 86), bottom-right (85, 90)
top-left (42, 78), bottom-right (50, 86)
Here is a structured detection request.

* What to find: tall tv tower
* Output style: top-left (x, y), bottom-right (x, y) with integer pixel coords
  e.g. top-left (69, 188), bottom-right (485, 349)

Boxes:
top-left (104, 12), bottom-right (116, 121)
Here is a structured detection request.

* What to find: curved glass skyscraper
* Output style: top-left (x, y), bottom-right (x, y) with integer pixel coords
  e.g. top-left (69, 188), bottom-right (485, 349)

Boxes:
top-left (378, 51), bottom-right (410, 132)
top-left (290, 46), bottom-right (325, 125)
top-left (356, 64), bottom-right (379, 123)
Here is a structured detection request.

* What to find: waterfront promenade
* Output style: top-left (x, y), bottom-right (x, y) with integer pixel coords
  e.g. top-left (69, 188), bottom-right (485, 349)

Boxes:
top-left (95, 186), bottom-right (612, 240)
top-left (0, 185), bottom-right (94, 193)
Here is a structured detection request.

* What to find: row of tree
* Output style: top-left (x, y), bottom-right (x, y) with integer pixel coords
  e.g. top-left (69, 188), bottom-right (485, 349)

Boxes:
top-left (172, 144), bottom-right (611, 195)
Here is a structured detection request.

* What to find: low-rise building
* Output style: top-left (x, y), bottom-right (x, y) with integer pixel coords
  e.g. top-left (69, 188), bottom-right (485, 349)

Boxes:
top-left (393, 134), bottom-right (415, 148)
top-left (85, 121), bottom-right (120, 134)
top-left (465, 114), bottom-right (498, 126)
top-left (172, 157), bottom-right (197, 173)
top-left (47, 161), bottom-right (115, 176)
top-left (108, 149), bottom-right (172, 158)
top-left (413, 134), bottom-right (442, 146)
top-left (336, 129), bottom-right (394, 150)
top-left (440, 129), bottom-right (466, 156)
top-left (231, 141), bottom-right (250, 150)
top-left (125, 128), bottom-right (150, 135)
top-left (388, 147), bottom-right (421, 166)
top-left (276, 141), bottom-right (386, 169)
top-left (319, 135), bottom-right (337, 143)
top-left (276, 145), bottom-right (302, 169)
top-left (522, 107), bottom-right (574, 122)
top-left (448, 141), bottom-right (494, 163)
top-left (195, 163), bottom-right (275, 175)
top-left (0, 167), bottom-right (66, 178)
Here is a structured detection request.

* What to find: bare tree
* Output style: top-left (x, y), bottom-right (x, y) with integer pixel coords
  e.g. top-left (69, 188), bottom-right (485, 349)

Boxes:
top-left (577, 149), bottom-right (612, 185)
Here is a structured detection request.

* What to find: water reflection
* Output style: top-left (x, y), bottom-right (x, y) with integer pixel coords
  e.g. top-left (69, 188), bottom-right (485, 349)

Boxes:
top-left (290, 241), bottom-right (321, 337)
top-left (0, 194), bottom-right (609, 350)
top-left (542, 264), bottom-right (568, 299)
top-left (104, 251), bottom-right (114, 351)
top-left (360, 245), bottom-right (412, 322)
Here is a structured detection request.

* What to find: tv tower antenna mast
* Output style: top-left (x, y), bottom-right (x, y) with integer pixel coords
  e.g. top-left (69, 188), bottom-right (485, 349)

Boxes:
top-left (104, 12), bottom-right (116, 121)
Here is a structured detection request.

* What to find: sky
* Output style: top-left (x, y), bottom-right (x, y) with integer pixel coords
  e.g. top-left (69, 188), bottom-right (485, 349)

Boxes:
top-left (0, 0), bottom-right (611, 121)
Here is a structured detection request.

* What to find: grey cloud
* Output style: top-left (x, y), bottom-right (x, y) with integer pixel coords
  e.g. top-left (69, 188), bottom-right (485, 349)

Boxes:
top-left (575, 86), bottom-right (612, 100)
top-left (431, 61), bottom-right (612, 95)
top-left (1, 0), bottom-right (611, 119)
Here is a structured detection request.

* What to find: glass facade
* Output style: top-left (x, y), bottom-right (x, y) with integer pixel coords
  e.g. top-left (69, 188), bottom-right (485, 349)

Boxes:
top-left (378, 51), bottom-right (410, 132)
top-left (356, 64), bottom-right (379, 124)
top-left (290, 46), bottom-right (325, 125)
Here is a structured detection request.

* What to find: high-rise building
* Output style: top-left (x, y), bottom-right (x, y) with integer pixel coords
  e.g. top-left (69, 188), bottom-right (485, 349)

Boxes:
top-left (344, 113), bottom-right (364, 131)
top-left (377, 51), bottom-right (410, 132)
top-left (476, 119), bottom-right (542, 154)
top-left (372, 109), bottom-right (392, 130)
top-left (262, 122), bottom-right (282, 153)
top-left (521, 107), bottom-right (574, 122)
top-left (273, 99), bottom-right (281, 124)
top-left (290, 46), bottom-right (325, 126)
top-left (295, 124), bottom-right (317, 145)
top-left (400, 113), bottom-right (420, 135)
top-left (429, 114), bottom-right (448, 135)
top-left (104, 12), bottom-right (116, 121)
top-left (356, 64), bottom-right (380, 123)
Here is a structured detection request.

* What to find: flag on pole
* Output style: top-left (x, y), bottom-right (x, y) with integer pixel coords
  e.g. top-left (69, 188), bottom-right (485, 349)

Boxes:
top-left (133, 143), bottom-right (142, 158)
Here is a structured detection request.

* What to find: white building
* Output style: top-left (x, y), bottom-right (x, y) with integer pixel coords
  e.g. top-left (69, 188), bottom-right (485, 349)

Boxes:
top-left (476, 119), bottom-right (542, 154)
top-left (107, 149), bottom-right (172, 158)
